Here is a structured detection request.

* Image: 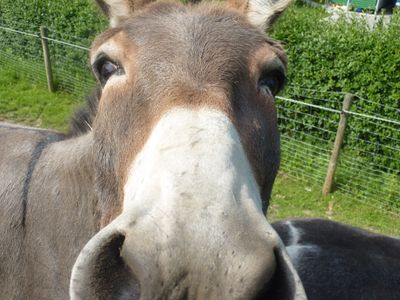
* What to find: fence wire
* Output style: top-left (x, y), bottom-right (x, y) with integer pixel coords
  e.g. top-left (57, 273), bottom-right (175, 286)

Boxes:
top-left (0, 22), bottom-right (95, 97)
top-left (0, 22), bottom-right (399, 216)
top-left (277, 89), bottom-right (400, 216)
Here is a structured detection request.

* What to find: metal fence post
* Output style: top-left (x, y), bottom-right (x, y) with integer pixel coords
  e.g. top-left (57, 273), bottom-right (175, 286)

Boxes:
top-left (322, 93), bottom-right (354, 195)
top-left (40, 26), bottom-right (55, 92)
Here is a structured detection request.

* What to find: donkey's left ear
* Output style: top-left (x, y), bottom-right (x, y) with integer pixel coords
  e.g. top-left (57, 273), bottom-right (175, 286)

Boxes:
top-left (228, 0), bottom-right (292, 31)
top-left (95, 0), bottom-right (155, 27)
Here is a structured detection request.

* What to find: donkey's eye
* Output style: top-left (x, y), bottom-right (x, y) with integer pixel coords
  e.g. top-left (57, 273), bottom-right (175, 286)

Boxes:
top-left (258, 71), bottom-right (286, 97)
top-left (93, 57), bottom-right (124, 86)
top-left (100, 61), bottom-right (118, 84)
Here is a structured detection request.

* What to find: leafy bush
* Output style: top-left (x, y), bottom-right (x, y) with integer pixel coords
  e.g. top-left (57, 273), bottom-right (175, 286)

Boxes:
top-left (271, 3), bottom-right (400, 171)
top-left (0, 0), bottom-right (106, 42)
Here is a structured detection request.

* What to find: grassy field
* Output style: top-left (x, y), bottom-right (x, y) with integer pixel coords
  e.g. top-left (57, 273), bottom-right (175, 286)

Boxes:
top-left (269, 174), bottom-right (400, 236)
top-left (0, 68), bottom-right (80, 131)
top-left (0, 67), bottom-right (399, 236)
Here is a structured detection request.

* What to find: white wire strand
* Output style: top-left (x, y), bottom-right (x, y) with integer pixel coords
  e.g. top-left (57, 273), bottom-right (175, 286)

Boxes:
top-left (43, 37), bottom-right (90, 51)
top-left (277, 96), bottom-right (342, 114)
top-left (0, 25), bottom-right (39, 38)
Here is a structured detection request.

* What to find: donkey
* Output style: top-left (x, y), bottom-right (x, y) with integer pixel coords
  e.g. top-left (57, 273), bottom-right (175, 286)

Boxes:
top-left (273, 218), bottom-right (400, 300)
top-left (0, 0), bottom-right (307, 299)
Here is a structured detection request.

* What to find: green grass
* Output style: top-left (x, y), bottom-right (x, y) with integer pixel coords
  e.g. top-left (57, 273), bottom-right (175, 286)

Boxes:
top-left (0, 64), bottom-right (398, 237)
top-left (0, 67), bottom-right (79, 131)
top-left (269, 174), bottom-right (400, 237)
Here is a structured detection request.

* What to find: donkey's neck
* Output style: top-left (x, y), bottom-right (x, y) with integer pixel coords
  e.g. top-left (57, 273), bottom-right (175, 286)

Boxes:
top-left (24, 130), bottom-right (100, 236)
top-left (29, 132), bottom-right (100, 230)
top-left (0, 126), bottom-right (100, 299)
top-left (22, 132), bottom-right (100, 297)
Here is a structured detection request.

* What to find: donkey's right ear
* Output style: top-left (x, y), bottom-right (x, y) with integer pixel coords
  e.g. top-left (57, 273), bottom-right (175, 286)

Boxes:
top-left (228, 0), bottom-right (293, 31)
top-left (96, 0), bottom-right (155, 27)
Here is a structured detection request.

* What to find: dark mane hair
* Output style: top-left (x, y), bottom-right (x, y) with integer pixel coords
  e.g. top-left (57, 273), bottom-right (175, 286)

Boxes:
top-left (68, 87), bottom-right (101, 136)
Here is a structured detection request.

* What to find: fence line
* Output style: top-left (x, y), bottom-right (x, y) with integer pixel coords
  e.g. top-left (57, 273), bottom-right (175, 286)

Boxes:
top-left (41, 36), bottom-right (91, 51)
top-left (0, 22), bottom-right (399, 216)
top-left (286, 84), bottom-right (400, 114)
top-left (277, 96), bottom-right (342, 114)
top-left (277, 95), bottom-right (400, 126)
top-left (0, 25), bottom-right (40, 38)
top-left (345, 110), bottom-right (400, 126)
top-left (277, 89), bottom-right (399, 215)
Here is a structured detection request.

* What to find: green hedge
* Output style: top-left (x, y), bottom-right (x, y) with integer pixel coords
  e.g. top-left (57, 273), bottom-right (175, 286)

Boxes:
top-left (0, 0), bottom-right (106, 42)
top-left (271, 3), bottom-right (400, 171)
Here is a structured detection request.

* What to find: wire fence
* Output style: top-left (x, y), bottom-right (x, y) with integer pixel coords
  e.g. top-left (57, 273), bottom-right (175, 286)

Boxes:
top-left (0, 21), bottom-right (94, 97)
top-left (0, 22), bottom-right (399, 216)
top-left (277, 87), bottom-right (399, 215)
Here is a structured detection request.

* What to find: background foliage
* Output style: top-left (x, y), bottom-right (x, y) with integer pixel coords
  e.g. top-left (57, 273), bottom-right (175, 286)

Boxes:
top-left (0, 0), bottom-right (106, 42)
top-left (270, 4), bottom-right (400, 171)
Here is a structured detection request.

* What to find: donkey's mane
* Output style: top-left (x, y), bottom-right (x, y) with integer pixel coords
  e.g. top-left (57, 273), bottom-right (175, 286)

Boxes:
top-left (68, 87), bottom-right (101, 136)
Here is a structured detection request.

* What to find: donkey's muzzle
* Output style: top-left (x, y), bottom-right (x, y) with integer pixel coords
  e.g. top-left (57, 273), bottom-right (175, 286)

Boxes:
top-left (70, 211), bottom-right (306, 300)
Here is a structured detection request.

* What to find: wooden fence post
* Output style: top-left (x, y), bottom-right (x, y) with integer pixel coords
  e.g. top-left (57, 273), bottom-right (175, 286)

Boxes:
top-left (40, 26), bottom-right (55, 92)
top-left (322, 93), bottom-right (354, 195)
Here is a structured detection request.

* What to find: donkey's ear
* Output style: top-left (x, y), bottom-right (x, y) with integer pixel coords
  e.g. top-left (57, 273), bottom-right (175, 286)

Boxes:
top-left (228, 0), bottom-right (292, 31)
top-left (95, 0), bottom-right (155, 27)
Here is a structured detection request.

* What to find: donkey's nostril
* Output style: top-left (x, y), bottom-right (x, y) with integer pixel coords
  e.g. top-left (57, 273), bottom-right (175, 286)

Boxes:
top-left (70, 231), bottom-right (140, 299)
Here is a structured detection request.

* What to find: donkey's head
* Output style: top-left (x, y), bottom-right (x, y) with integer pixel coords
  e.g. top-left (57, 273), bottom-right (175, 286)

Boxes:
top-left (70, 0), bottom-right (305, 299)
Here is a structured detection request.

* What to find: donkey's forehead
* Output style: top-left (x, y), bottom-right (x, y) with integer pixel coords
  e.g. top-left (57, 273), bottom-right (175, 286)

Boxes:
top-left (91, 3), bottom-right (286, 70)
